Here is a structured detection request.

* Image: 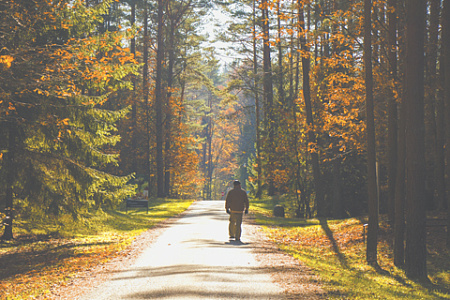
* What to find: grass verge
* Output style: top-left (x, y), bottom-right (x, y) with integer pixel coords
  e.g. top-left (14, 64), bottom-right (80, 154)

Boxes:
top-left (0, 198), bottom-right (194, 300)
top-left (251, 198), bottom-right (450, 299)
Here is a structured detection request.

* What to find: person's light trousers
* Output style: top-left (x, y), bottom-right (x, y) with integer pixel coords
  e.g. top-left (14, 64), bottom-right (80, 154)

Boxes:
top-left (229, 212), bottom-right (243, 240)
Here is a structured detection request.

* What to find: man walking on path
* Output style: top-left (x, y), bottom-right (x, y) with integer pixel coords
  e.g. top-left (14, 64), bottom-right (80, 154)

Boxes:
top-left (225, 180), bottom-right (249, 241)
top-left (77, 201), bottom-right (291, 300)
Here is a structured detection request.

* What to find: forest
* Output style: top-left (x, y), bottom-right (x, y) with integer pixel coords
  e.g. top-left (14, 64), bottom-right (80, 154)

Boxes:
top-left (0, 0), bottom-right (449, 282)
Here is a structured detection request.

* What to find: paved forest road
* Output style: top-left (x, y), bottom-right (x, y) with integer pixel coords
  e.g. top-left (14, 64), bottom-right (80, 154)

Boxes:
top-left (78, 200), bottom-right (285, 299)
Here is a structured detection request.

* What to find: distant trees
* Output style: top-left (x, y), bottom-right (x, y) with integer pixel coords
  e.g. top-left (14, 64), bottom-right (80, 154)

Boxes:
top-left (99, 0), bottom-right (214, 199)
top-left (123, 0), bottom-right (214, 198)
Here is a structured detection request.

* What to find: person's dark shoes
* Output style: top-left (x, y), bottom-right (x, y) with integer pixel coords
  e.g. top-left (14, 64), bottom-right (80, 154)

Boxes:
top-left (229, 236), bottom-right (235, 239)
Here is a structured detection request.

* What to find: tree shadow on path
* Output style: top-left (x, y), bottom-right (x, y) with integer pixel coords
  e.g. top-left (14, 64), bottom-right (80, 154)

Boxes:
top-left (319, 218), bottom-right (349, 269)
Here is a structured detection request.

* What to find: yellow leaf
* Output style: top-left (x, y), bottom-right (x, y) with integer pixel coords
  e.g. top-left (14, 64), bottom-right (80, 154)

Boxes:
top-left (0, 55), bottom-right (14, 69)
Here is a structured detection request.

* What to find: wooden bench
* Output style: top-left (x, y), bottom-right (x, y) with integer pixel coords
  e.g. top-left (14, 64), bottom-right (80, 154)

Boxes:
top-left (126, 198), bottom-right (149, 214)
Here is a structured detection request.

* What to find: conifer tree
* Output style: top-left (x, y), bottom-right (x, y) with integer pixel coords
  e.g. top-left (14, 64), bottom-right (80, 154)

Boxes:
top-left (0, 0), bottom-right (138, 239)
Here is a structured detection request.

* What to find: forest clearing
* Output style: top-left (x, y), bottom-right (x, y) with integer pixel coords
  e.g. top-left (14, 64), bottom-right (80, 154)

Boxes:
top-left (1, 0), bottom-right (450, 298)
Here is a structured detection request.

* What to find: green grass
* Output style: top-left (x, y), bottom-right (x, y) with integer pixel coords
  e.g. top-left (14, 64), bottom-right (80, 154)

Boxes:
top-left (0, 198), bottom-right (194, 300)
top-left (7, 198), bottom-right (194, 238)
top-left (250, 197), bottom-right (450, 300)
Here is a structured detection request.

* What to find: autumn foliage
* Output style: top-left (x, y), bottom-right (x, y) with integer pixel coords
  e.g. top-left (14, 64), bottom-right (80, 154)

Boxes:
top-left (1, 0), bottom-right (449, 288)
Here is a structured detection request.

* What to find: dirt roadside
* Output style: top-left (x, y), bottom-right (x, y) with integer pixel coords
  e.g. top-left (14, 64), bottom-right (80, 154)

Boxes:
top-left (246, 217), bottom-right (326, 299)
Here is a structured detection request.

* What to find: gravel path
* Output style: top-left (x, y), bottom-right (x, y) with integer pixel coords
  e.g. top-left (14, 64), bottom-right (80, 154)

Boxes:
top-left (77, 201), bottom-right (286, 299)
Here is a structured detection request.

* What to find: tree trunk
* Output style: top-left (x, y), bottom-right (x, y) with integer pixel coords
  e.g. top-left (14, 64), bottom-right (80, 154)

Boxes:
top-left (253, 0), bottom-right (262, 198)
top-left (262, 2), bottom-right (275, 196)
top-left (155, 0), bottom-right (165, 198)
top-left (277, 0), bottom-right (285, 106)
top-left (404, 0), bottom-right (427, 279)
top-left (1, 121), bottom-right (16, 240)
top-left (332, 157), bottom-right (344, 218)
top-left (289, 12), bottom-right (294, 106)
top-left (142, 3), bottom-right (151, 192)
top-left (394, 90), bottom-right (406, 267)
top-left (424, 0), bottom-right (441, 210)
top-left (299, 0), bottom-right (325, 217)
top-left (130, 0), bottom-right (137, 175)
top-left (442, 0), bottom-right (450, 248)
top-left (207, 93), bottom-right (213, 200)
top-left (436, 62), bottom-right (446, 210)
top-left (364, 0), bottom-right (379, 266)
top-left (430, 0), bottom-right (448, 211)
top-left (164, 19), bottom-right (176, 197)
top-left (202, 124), bottom-right (208, 199)
top-left (394, 0), bottom-right (407, 267)
top-left (387, 0), bottom-right (398, 225)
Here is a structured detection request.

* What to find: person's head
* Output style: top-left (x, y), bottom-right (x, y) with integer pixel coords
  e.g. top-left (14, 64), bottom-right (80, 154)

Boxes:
top-left (233, 180), bottom-right (241, 188)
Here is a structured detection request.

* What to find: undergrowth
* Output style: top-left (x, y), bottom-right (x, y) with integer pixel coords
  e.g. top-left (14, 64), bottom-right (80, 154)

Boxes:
top-left (251, 197), bottom-right (450, 300)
